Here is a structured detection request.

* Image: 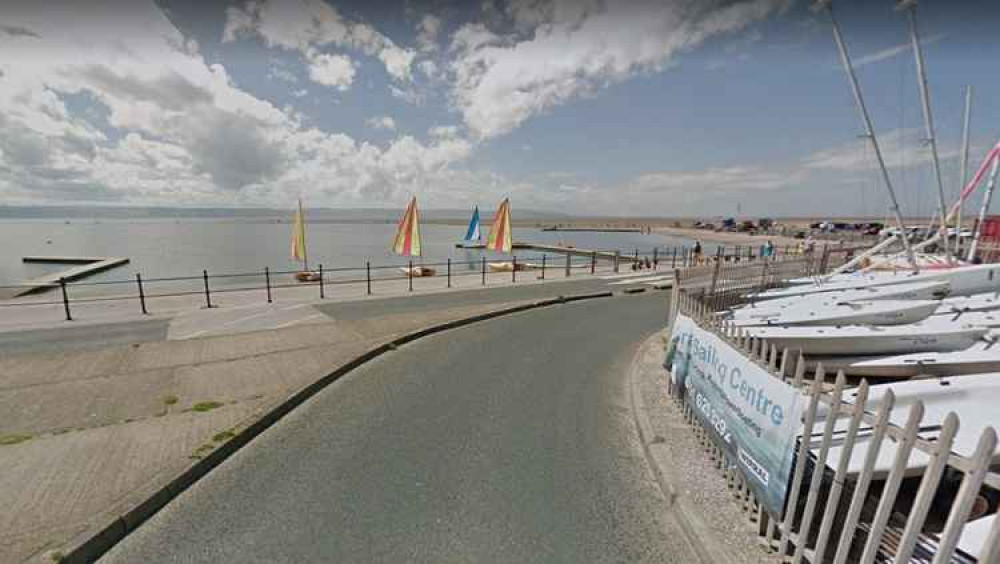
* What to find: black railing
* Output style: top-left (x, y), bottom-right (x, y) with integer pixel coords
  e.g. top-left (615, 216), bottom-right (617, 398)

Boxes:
top-left (0, 243), bottom-right (847, 322)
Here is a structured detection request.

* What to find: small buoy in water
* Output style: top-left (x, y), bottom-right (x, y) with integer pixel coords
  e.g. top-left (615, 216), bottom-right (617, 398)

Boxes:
top-left (46, 239), bottom-right (52, 244)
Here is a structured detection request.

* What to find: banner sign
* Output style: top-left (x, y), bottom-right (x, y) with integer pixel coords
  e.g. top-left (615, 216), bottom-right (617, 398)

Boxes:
top-left (665, 314), bottom-right (805, 515)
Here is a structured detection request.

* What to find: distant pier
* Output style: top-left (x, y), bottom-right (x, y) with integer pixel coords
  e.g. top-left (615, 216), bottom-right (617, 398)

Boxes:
top-left (2, 256), bottom-right (130, 298)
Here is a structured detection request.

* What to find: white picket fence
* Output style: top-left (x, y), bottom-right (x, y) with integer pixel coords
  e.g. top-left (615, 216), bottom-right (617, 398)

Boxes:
top-left (667, 263), bottom-right (1000, 563)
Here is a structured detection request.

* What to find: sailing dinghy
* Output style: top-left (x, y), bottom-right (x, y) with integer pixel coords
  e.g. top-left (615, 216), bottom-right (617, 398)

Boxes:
top-left (807, 335), bottom-right (1000, 378)
top-left (744, 316), bottom-right (987, 356)
top-left (291, 199), bottom-right (321, 282)
top-left (731, 281), bottom-right (949, 318)
top-left (393, 197), bottom-right (435, 277)
top-left (483, 198), bottom-right (518, 271)
top-left (731, 299), bottom-right (940, 328)
top-left (756, 263), bottom-right (1000, 301)
top-left (816, 374), bottom-right (1000, 478)
top-left (456, 207), bottom-right (481, 248)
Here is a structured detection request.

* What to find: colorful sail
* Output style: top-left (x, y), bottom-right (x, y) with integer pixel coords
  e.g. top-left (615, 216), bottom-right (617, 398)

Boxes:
top-left (486, 198), bottom-right (512, 253)
top-left (393, 196), bottom-right (422, 256)
top-left (464, 206), bottom-right (481, 242)
top-left (291, 198), bottom-right (308, 269)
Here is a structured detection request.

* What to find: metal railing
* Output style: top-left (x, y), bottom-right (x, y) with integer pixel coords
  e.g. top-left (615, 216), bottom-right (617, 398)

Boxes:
top-left (666, 253), bottom-right (1000, 563)
top-left (0, 243), bottom-right (850, 323)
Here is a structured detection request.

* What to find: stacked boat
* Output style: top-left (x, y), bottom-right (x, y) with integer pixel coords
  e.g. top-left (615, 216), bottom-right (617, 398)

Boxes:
top-left (722, 263), bottom-right (1000, 380)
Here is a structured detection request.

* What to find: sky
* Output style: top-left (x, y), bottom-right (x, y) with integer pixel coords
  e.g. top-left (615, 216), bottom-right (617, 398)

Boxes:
top-left (0, 0), bottom-right (998, 217)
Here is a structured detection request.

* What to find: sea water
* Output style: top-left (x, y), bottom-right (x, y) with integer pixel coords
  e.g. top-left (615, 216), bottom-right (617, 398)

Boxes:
top-left (0, 219), bottom-right (696, 295)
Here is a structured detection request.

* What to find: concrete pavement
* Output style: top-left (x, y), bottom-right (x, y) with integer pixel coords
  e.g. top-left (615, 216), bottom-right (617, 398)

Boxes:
top-left (0, 264), bottom-right (674, 355)
top-left (100, 293), bottom-right (691, 563)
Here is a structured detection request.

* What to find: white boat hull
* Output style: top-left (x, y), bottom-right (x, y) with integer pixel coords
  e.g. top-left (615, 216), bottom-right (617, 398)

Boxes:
top-left (759, 263), bottom-right (1000, 301)
top-left (732, 300), bottom-right (940, 328)
top-left (745, 318), bottom-right (987, 356)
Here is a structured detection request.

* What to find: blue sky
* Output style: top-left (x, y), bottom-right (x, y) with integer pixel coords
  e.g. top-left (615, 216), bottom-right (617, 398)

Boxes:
top-left (0, 0), bottom-right (998, 217)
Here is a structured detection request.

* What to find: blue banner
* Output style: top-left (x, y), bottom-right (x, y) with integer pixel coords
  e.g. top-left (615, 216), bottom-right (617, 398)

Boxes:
top-left (666, 314), bottom-right (805, 516)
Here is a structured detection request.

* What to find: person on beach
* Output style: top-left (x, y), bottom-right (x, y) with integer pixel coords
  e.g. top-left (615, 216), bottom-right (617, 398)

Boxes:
top-left (693, 240), bottom-right (703, 264)
top-left (764, 239), bottom-right (774, 258)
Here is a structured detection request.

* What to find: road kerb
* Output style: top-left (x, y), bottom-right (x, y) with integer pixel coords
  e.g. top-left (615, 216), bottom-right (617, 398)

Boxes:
top-left (626, 333), bottom-right (738, 564)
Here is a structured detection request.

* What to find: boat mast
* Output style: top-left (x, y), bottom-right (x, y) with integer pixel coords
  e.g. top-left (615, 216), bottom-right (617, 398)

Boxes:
top-left (968, 157), bottom-right (1000, 262)
top-left (899, 0), bottom-right (950, 262)
top-left (299, 198), bottom-right (309, 272)
top-left (816, 0), bottom-right (918, 272)
top-left (958, 86), bottom-right (973, 258)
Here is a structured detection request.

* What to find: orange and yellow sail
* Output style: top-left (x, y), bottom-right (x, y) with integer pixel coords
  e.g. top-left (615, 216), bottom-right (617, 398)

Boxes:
top-left (392, 196), bottom-right (422, 256)
top-left (487, 198), bottom-right (512, 253)
top-left (291, 198), bottom-right (309, 269)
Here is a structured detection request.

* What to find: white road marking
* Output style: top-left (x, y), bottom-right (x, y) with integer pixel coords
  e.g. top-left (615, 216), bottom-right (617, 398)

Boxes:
top-left (175, 329), bottom-right (208, 340)
top-left (272, 313), bottom-right (325, 329)
top-left (608, 275), bottom-right (674, 285)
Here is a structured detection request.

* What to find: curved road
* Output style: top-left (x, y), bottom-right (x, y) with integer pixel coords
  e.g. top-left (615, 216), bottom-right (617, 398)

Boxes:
top-left (101, 292), bottom-right (699, 563)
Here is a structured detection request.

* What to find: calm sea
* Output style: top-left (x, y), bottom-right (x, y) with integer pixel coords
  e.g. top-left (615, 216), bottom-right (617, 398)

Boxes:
top-left (0, 219), bottom-right (698, 294)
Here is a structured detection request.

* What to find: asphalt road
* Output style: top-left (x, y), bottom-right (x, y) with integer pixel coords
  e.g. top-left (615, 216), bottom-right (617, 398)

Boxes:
top-left (100, 292), bottom-right (696, 563)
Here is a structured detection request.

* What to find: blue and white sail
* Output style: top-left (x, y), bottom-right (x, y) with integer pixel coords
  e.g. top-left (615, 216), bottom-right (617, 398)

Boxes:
top-left (463, 206), bottom-right (481, 242)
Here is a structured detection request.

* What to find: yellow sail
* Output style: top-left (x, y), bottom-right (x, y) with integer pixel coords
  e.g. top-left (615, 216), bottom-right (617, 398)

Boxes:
top-left (486, 198), bottom-right (512, 253)
top-left (392, 196), bottom-right (422, 257)
top-left (291, 199), bottom-right (308, 269)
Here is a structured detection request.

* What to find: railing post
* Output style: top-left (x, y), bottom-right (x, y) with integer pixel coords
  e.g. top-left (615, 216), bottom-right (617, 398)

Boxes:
top-left (613, 250), bottom-right (619, 273)
top-left (671, 246), bottom-right (677, 269)
top-left (408, 260), bottom-right (414, 292)
top-left (541, 254), bottom-right (546, 280)
top-left (318, 264), bottom-right (324, 299)
top-left (591, 251), bottom-right (597, 274)
top-left (447, 258), bottom-right (452, 288)
top-left (59, 277), bottom-right (72, 321)
top-left (265, 267), bottom-right (272, 303)
top-left (565, 253), bottom-right (571, 277)
top-left (481, 256), bottom-right (486, 285)
top-left (136, 273), bottom-right (148, 315)
top-left (653, 247), bottom-right (658, 268)
top-left (366, 261), bottom-right (371, 295)
top-left (202, 269), bottom-right (213, 308)
top-left (512, 255), bottom-right (517, 282)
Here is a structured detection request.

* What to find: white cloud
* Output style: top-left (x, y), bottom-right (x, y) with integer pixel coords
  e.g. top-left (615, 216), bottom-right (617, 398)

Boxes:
top-left (306, 51), bottom-right (355, 90)
top-left (418, 59), bottom-right (440, 79)
top-left (0, 0), bottom-right (475, 207)
top-left (429, 125), bottom-right (460, 138)
top-left (450, 0), bottom-right (791, 139)
top-left (267, 65), bottom-right (298, 83)
top-left (390, 85), bottom-right (423, 105)
top-left (852, 33), bottom-right (947, 68)
top-left (801, 128), bottom-right (959, 172)
top-left (417, 14), bottom-right (442, 52)
top-left (224, 0), bottom-right (416, 82)
top-left (367, 116), bottom-right (397, 131)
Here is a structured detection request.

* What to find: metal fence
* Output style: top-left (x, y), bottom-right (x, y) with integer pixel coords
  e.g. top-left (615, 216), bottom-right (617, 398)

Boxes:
top-left (666, 254), bottom-right (1000, 563)
top-left (0, 242), bottom-right (844, 323)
